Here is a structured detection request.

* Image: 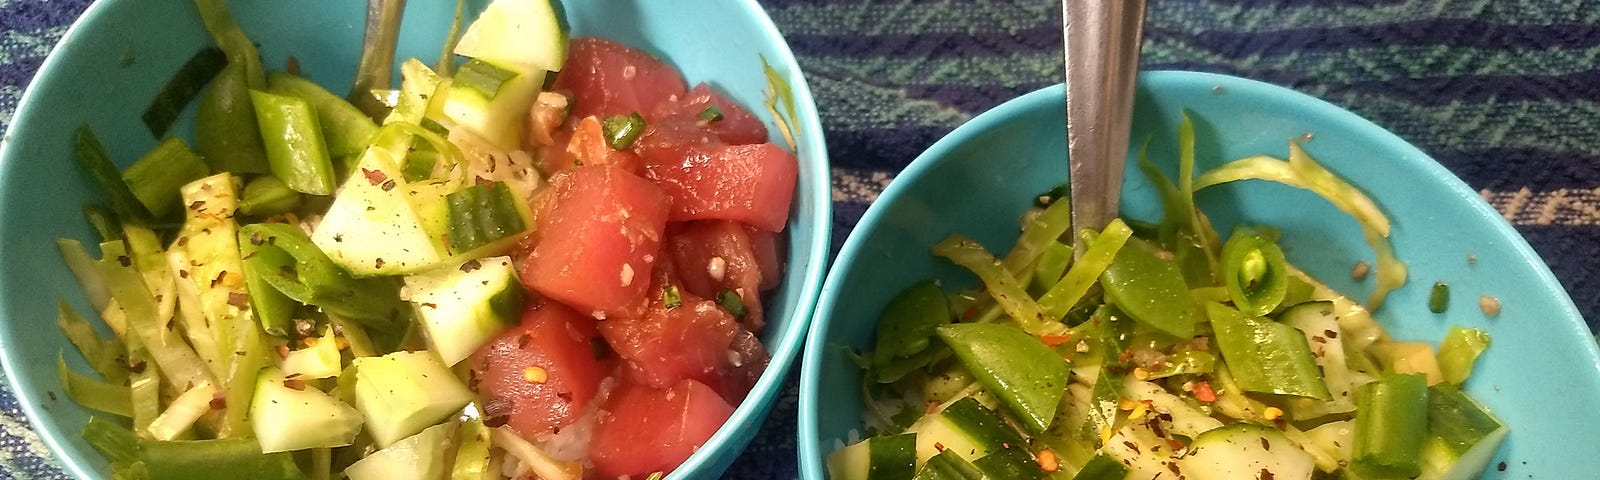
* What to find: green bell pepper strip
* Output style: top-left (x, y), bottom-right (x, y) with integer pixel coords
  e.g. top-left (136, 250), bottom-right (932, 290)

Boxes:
top-left (933, 234), bottom-right (1063, 336)
top-left (57, 301), bottom-right (127, 383)
top-left (196, 63), bottom-right (272, 174)
top-left (236, 228), bottom-right (295, 338)
top-left (250, 90), bottom-right (337, 195)
top-left (122, 137), bottom-right (209, 219)
top-left (237, 223), bottom-right (408, 329)
top-left (1028, 240), bottom-right (1073, 296)
top-left (1038, 219), bottom-right (1132, 322)
top-left (1220, 226), bottom-right (1289, 317)
top-left (1196, 142), bottom-right (1406, 310)
top-left (58, 354), bottom-right (133, 418)
top-left (1206, 302), bottom-right (1332, 400)
top-left (872, 280), bottom-right (952, 382)
top-left (266, 71), bottom-right (379, 159)
top-left (1352, 373), bottom-right (1429, 479)
top-left (73, 126), bottom-right (153, 223)
top-left (1437, 326), bottom-right (1491, 385)
top-left (936, 323), bottom-right (1069, 434)
top-left (237, 176), bottom-right (303, 217)
top-left (1001, 198), bottom-right (1073, 278)
top-left (193, 0), bottom-right (265, 90)
top-left (1098, 235), bottom-right (1201, 338)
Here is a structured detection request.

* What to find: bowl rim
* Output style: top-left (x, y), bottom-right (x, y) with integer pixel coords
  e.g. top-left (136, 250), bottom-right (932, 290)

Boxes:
top-left (0, 0), bottom-right (831, 478)
top-left (796, 69), bottom-right (1596, 478)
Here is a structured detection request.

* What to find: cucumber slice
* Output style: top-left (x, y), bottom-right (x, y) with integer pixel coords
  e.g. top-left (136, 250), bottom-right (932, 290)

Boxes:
top-left (349, 351), bottom-right (474, 447)
top-left (1121, 377), bottom-right (1223, 438)
top-left (1177, 424), bottom-right (1316, 480)
top-left (345, 421), bottom-right (456, 480)
top-left (1071, 453), bottom-right (1128, 480)
top-left (913, 450), bottom-right (986, 480)
top-left (250, 367), bottom-right (363, 453)
top-left (453, 0), bottom-right (567, 72)
top-left (828, 433), bottom-right (918, 480)
top-left (443, 181), bottom-right (534, 256)
top-left (1417, 385), bottom-right (1508, 480)
top-left (451, 418), bottom-right (496, 480)
top-left (907, 397), bottom-right (1028, 464)
top-left (311, 141), bottom-right (450, 276)
top-left (970, 445), bottom-right (1043, 480)
top-left (404, 256), bottom-right (525, 366)
top-left (440, 59), bottom-right (544, 150)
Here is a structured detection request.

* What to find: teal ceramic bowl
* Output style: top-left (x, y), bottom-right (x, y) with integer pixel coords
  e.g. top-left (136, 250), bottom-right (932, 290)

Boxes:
top-left (0, 1), bottom-right (829, 478)
top-left (799, 71), bottom-right (1599, 478)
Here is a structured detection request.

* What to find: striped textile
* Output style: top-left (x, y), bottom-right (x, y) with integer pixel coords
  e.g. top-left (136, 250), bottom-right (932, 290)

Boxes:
top-left (2, 0), bottom-right (1596, 478)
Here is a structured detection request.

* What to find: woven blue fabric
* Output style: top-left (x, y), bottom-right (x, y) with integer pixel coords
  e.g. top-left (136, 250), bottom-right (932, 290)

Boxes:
top-left (2, 0), bottom-right (1597, 478)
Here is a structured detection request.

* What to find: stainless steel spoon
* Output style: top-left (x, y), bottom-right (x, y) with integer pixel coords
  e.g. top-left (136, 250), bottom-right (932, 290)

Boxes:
top-left (1064, 0), bottom-right (1148, 250)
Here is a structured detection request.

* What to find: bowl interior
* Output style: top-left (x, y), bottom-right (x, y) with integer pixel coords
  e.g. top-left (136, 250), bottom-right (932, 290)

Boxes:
top-left (0, 1), bottom-right (829, 478)
top-left (800, 71), bottom-right (1599, 478)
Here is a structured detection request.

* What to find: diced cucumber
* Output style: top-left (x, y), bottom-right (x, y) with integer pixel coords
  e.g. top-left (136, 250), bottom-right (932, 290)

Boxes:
top-left (907, 397), bottom-right (1028, 464)
top-left (913, 450), bottom-right (986, 480)
top-left (1417, 385), bottom-right (1507, 480)
top-left (440, 58), bottom-right (544, 150)
top-left (250, 367), bottom-right (363, 453)
top-left (828, 433), bottom-right (918, 480)
top-left (442, 181), bottom-right (534, 256)
top-left (349, 351), bottom-right (474, 447)
top-left (453, 0), bottom-right (567, 72)
top-left (1100, 423), bottom-right (1172, 479)
top-left (311, 142), bottom-right (450, 276)
top-left (280, 326), bottom-right (342, 379)
top-left (1279, 300), bottom-right (1359, 420)
top-left (345, 421), bottom-right (457, 480)
top-left (404, 256), bottom-right (525, 366)
top-left (1177, 424), bottom-right (1316, 480)
top-left (386, 59), bottom-right (443, 126)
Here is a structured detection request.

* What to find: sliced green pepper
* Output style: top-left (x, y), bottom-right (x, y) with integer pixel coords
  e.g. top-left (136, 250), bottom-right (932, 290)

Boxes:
top-left (872, 280), bottom-right (952, 383)
top-left (196, 63), bottom-right (272, 174)
top-left (1099, 236), bottom-right (1201, 338)
top-left (1028, 240), bottom-right (1073, 296)
top-left (936, 323), bottom-right (1068, 434)
top-left (1001, 198), bottom-right (1073, 278)
top-left (933, 235), bottom-right (1061, 336)
top-left (1352, 373), bottom-right (1429, 479)
top-left (250, 90), bottom-right (337, 195)
top-left (1039, 219), bottom-right (1132, 321)
top-left (1220, 226), bottom-right (1289, 316)
top-left (1145, 349), bottom-right (1217, 380)
top-left (1207, 302), bottom-right (1332, 400)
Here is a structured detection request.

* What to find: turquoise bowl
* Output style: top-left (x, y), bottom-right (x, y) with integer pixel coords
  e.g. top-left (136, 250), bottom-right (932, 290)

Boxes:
top-left (0, 1), bottom-right (829, 478)
top-left (798, 71), bottom-right (1599, 478)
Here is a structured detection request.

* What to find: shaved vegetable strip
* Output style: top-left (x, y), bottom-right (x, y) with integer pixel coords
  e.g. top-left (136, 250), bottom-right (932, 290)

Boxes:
top-left (934, 235), bottom-right (1063, 336)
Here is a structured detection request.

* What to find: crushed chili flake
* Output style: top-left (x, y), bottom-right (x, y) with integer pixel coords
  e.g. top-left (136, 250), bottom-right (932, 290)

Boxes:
top-left (933, 442), bottom-right (946, 452)
top-left (227, 291), bottom-right (249, 308)
top-left (1036, 449), bottom-right (1059, 473)
top-left (1259, 468), bottom-right (1275, 480)
top-left (283, 379), bottom-right (307, 391)
top-left (460, 259), bottom-right (482, 272)
top-left (1040, 333), bottom-right (1073, 346)
top-left (1192, 381), bottom-right (1217, 402)
top-left (276, 344), bottom-right (291, 359)
top-left (210, 393), bottom-right (227, 410)
top-left (361, 168), bottom-right (388, 186)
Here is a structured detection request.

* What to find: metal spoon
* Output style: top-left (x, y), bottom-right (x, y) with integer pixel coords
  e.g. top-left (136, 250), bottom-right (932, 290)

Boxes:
top-left (1064, 0), bottom-right (1148, 250)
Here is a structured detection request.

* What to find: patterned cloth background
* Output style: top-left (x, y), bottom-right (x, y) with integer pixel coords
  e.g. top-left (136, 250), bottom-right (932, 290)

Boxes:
top-left (1, 0), bottom-right (1597, 478)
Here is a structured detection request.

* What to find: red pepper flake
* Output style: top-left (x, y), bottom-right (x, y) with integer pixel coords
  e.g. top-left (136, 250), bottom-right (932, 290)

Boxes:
top-left (933, 442), bottom-right (946, 452)
top-left (1040, 333), bottom-right (1073, 346)
top-left (1324, 329), bottom-right (1339, 339)
top-left (1193, 381), bottom-right (1217, 402)
top-left (459, 259), bottom-right (482, 272)
top-left (211, 270), bottom-right (228, 288)
top-left (210, 392), bottom-right (227, 410)
top-left (1259, 468), bottom-right (1275, 480)
top-left (276, 344), bottom-right (291, 359)
top-left (1260, 437), bottom-right (1272, 451)
top-left (176, 236), bottom-right (190, 247)
top-left (1036, 449), bottom-right (1059, 473)
top-left (283, 379), bottom-right (307, 391)
top-left (227, 291), bottom-right (249, 308)
top-left (362, 168), bottom-right (388, 186)
top-left (1122, 440), bottom-right (1140, 454)
top-left (116, 255), bottom-right (132, 267)
top-left (960, 306), bottom-right (978, 320)
top-left (188, 200), bottom-right (206, 211)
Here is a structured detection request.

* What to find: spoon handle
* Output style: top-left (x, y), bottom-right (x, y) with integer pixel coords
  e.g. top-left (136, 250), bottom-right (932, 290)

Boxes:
top-left (1064, 0), bottom-right (1147, 245)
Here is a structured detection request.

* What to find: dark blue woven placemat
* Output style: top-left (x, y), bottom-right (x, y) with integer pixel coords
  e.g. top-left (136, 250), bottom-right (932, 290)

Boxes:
top-left (2, 0), bottom-right (1597, 478)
